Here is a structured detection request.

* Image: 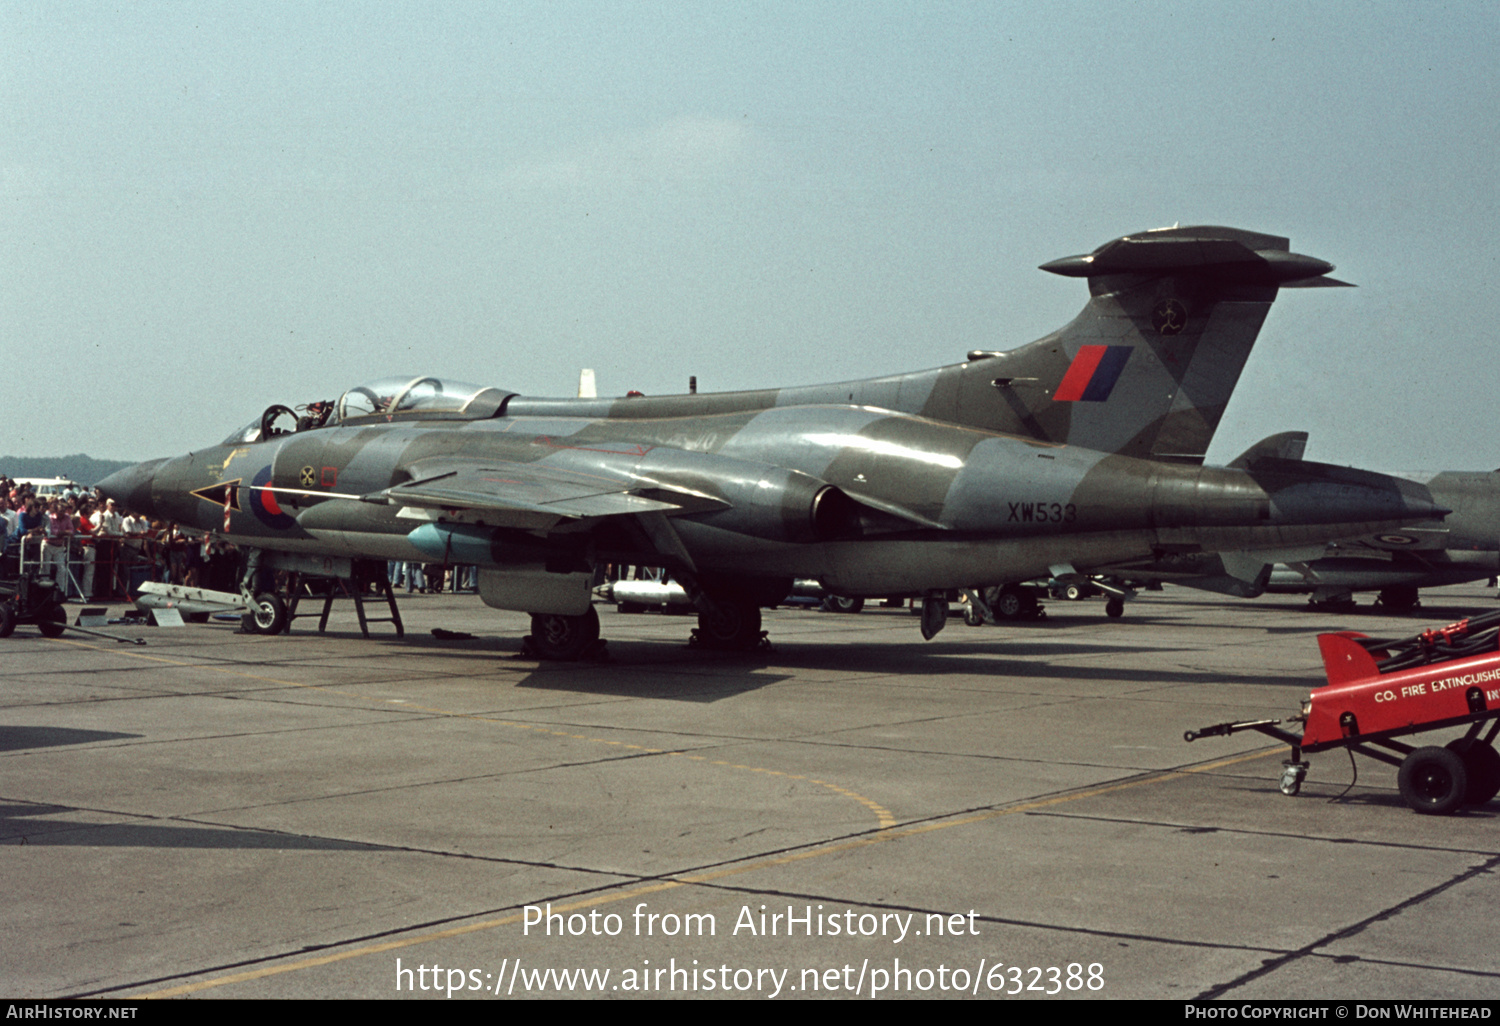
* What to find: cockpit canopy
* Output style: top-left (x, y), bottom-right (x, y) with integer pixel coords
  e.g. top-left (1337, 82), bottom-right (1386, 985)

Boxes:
top-left (335, 376), bottom-right (510, 423)
top-left (220, 375), bottom-right (515, 445)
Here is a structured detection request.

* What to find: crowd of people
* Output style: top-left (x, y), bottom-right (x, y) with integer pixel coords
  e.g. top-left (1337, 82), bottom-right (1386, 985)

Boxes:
top-left (0, 475), bottom-right (244, 601)
top-left (1, 473), bottom-right (480, 604)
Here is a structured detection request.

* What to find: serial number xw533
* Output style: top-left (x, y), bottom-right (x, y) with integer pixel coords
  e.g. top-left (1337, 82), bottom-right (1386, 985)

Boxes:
top-left (1007, 501), bottom-right (1077, 524)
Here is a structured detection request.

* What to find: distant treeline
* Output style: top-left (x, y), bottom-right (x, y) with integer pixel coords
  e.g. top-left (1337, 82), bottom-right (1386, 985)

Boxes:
top-left (1, 454), bottom-right (135, 488)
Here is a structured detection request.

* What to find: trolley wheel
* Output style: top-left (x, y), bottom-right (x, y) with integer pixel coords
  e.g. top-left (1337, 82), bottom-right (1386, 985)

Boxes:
top-left (528, 606), bottom-right (601, 660)
top-left (1446, 738), bottom-right (1500, 806)
top-left (0, 602), bottom-right (14, 639)
top-left (1398, 746), bottom-right (1469, 815)
top-left (1064, 584), bottom-right (1083, 601)
top-left (37, 606), bottom-right (67, 638)
top-left (822, 595), bottom-right (864, 614)
top-left (242, 593), bottom-right (288, 635)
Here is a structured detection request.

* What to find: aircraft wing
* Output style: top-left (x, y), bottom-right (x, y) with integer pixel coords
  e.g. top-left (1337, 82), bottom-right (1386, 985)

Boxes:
top-left (1328, 526), bottom-right (1452, 553)
top-left (379, 457), bottom-right (725, 527)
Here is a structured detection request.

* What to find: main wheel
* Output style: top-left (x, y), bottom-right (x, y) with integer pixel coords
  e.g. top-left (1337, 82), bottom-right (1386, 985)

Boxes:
top-left (696, 599), bottom-right (762, 650)
top-left (822, 594), bottom-right (864, 614)
top-left (1378, 585), bottom-right (1421, 613)
top-left (37, 606), bottom-right (67, 638)
top-left (529, 606), bottom-right (601, 661)
top-left (992, 586), bottom-right (1025, 620)
top-left (0, 602), bottom-right (15, 639)
top-left (242, 593), bottom-right (288, 635)
top-left (1105, 598), bottom-right (1125, 618)
top-left (1446, 738), bottom-right (1500, 805)
top-left (1398, 746), bottom-right (1468, 814)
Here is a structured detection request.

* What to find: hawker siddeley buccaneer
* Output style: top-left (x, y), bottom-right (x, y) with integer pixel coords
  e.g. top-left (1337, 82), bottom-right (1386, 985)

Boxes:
top-left (1111, 430), bottom-right (1500, 613)
top-left (98, 225), bottom-right (1442, 659)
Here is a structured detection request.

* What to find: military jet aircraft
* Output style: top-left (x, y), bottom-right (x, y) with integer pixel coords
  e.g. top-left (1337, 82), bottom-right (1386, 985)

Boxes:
top-left (1122, 431), bottom-right (1499, 612)
top-left (497, 222), bottom-right (1358, 623)
top-left (99, 225), bottom-right (1439, 659)
top-left (1265, 469), bottom-right (1499, 611)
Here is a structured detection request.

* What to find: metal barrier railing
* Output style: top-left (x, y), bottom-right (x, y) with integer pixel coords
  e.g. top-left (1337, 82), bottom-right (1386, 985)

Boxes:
top-left (15, 532), bottom-right (487, 604)
top-left (17, 534), bottom-right (150, 602)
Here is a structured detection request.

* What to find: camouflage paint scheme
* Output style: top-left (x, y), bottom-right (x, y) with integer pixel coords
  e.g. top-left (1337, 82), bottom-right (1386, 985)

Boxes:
top-left (1161, 465), bottom-right (1498, 610)
top-left (1294, 470), bottom-right (1500, 600)
top-left (101, 225), bottom-right (1439, 654)
top-left (1095, 427), bottom-right (1498, 610)
top-left (506, 225), bottom-right (1349, 465)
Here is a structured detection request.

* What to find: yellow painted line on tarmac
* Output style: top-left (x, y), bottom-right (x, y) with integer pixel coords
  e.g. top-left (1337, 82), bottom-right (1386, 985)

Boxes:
top-left (132, 746), bottom-right (1279, 998)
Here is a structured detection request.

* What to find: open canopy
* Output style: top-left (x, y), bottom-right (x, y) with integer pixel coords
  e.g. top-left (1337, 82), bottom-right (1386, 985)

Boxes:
top-left (220, 375), bottom-right (515, 445)
top-left (335, 376), bottom-right (512, 423)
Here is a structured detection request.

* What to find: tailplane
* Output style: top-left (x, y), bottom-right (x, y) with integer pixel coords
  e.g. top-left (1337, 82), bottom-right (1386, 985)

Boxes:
top-left (966, 226), bottom-right (1349, 461)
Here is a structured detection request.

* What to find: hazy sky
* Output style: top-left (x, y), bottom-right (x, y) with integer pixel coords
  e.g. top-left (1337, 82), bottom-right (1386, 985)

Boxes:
top-left (4, 2), bottom-right (1497, 470)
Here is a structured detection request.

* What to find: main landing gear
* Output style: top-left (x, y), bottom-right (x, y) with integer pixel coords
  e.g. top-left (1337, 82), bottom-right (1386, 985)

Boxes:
top-left (522, 587), bottom-right (772, 661)
top-left (690, 597), bottom-right (766, 651)
top-left (1376, 585), bottom-right (1422, 614)
top-left (525, 606), bottom-right (603, 661)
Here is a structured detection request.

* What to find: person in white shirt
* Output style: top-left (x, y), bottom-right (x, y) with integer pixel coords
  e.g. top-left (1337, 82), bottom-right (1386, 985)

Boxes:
top-left (92, 498), bottom-right (123, 535)
top-left (0, 497), bottom-right (19, 547)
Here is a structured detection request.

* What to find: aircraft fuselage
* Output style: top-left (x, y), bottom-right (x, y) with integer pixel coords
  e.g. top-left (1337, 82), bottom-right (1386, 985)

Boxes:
top-left (109, 404), bottom-right (1442, 598)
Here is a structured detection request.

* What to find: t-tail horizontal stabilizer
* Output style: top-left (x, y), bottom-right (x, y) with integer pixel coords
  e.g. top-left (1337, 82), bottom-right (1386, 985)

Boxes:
top-left (1039, 230), bottom-right (1352, 287)
top-left (985, 226), bottom-right (1352, 465)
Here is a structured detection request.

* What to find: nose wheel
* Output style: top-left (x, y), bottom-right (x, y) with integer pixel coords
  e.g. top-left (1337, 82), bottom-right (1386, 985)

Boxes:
top-left (242, 593), bottom-right (289, 635)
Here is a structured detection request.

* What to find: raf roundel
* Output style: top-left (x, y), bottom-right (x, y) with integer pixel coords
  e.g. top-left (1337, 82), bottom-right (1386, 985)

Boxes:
top-left (250, 466), bottom-right (297, 531)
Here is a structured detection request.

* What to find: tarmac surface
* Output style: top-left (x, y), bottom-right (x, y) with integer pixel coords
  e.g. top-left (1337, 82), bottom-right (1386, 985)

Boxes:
top-left (4, 582), bottom-right (1500, 1001)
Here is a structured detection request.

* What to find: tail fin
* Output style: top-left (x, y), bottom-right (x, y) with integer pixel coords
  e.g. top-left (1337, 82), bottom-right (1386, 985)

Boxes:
top-left (965, 225), bottom-right (1349, 461)
top-left (506, 225), bottom-right (1349, 456)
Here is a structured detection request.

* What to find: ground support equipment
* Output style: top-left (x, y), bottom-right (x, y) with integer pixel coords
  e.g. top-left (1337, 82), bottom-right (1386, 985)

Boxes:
top-left (1186, 611), bottom-right (1500, 814)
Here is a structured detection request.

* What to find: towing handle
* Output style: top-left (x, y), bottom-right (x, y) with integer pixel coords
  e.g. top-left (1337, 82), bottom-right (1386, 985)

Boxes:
top-left (1184, 719), bottom-right (1283, 743)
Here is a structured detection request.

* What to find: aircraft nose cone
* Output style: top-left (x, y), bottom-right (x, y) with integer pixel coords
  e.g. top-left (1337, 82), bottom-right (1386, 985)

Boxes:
top-left (96, 458), bottom-right (169, 517)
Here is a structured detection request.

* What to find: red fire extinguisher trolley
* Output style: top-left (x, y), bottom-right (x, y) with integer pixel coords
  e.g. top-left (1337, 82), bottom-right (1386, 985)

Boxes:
top-left (1186, 612), bottom-right (1500, 814)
